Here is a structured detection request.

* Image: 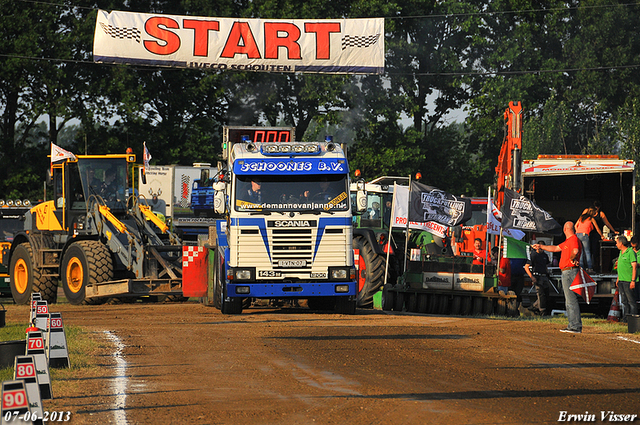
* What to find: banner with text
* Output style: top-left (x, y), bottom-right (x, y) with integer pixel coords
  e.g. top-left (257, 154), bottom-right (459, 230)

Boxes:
top-left (391, 185), bottom-right (448, 238)
top-left (408, 181), bottom-right (472, 228)
top-left (93, 10), bottom-right (384, 74)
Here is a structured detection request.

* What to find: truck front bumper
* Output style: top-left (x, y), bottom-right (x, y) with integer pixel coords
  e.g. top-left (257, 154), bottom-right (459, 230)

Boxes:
top-left (227, 281), bottom-right (357, 298)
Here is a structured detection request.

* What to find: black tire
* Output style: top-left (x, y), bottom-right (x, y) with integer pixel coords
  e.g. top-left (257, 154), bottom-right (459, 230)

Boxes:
top-left (213, 253), bottom-right (222, 309)
top-left (483, 298), bottom-right (494, 315)
top-left (427, 293), bottom-right (438, 313)
top-left (10, 243), bottom-right (57, 305)
top-left (221, 283), bottom-right (242, 314)
top-left (381, 284), bottom-right (394, 311)
top-left (450, 296), bottom-right (462, 315)
top-left (437, 295), bottom-right (449, 315)
top-left (460, 297), bottom-right (472, 316)
top-left (417, 294), bottom-right (428, 313)
top-left (472, 297), bottom-right (484, 315)
top-left (393, 291), bottom-right (405, 312)
top-left (406, 293), bottom-right (418, 312)
top-left (335, 297), bottom-right (356, 315)
top-left (61, 240), bottom-right (113, 305)
top-left (354, 236), bottom-right (386, 308)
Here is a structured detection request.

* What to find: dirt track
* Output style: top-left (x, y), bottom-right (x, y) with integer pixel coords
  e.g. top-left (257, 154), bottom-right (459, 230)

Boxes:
top-left (4, 301), bottom-right (640, 425)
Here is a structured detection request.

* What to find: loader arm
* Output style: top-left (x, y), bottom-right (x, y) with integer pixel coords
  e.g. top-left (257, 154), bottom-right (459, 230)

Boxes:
top-left (91, 202), bottom-right (145, 277)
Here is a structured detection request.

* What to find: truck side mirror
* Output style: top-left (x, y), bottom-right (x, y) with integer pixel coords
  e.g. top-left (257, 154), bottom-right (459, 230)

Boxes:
top-left (213, 182), bottom-right (226, 214)
top-left (355, 180), bottom-right (367, 213)
top-left (356, 191), bottom-right (367, 213)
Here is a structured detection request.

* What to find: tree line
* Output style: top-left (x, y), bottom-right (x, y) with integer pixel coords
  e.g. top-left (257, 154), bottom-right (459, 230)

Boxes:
top-left (1, 0), bottom-right (639, 201)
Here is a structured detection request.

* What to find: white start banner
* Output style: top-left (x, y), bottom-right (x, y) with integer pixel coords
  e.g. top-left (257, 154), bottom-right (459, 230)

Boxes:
top-left (93, 10), bottom-right (384, 74)
top-left (391, 185), bottom-right (448, 238)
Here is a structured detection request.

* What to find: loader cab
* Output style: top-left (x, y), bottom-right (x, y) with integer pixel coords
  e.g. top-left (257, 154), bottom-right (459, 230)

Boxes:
top-left (51, 157), bottom-right (130, 232)
top-left (77, 158), bottom-right (128, 212)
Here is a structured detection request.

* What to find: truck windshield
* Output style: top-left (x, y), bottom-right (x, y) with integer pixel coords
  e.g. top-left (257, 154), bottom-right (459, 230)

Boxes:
top-left (234, 174), bottom-right (349, 213)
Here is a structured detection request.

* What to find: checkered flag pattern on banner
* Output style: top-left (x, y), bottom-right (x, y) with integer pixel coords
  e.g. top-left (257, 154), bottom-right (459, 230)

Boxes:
top-left (100, 22), bottom-right (141, 43)
top-left (180, 175), bottom-right (190, 208)
top-left (341, 34), bottom-right (380, 50)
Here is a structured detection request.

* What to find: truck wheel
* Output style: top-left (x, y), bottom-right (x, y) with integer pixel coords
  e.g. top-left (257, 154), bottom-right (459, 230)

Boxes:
top-left (406, 293), bottom-right (418, 312)
top-left (381, 284), bottom-right (394, 311)
top-left (335, 297), bottom-right (356, 315)
top-left (62, 241), bottom-right (113, 305)
top-left (354, 236), bottom-right (386, 308)
top-left (221, 286), bottom-right (242, 315)
top-left (212, 254), bottom-right (222, 309)
top-left (10, 243), bottom-right (57, 305)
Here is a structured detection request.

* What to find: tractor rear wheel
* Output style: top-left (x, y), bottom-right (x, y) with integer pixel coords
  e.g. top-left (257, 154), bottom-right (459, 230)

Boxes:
top-left (354, 236), bottom-right (386, 308)
top-left (10, 243), bottom-right (57, 305)
top-left (62, 240), bottom-right (113, 305)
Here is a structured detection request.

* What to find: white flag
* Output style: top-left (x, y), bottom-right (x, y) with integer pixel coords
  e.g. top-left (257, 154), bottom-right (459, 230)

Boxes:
top-left (51, 143), bottom-right (77, 163)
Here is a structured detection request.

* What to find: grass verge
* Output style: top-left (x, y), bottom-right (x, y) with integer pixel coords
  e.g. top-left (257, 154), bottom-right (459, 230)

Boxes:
top-left (0, 322), bottom-right (100, 382)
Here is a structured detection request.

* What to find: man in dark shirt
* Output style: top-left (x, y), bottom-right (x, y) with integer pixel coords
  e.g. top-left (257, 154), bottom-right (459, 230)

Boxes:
top-left (525, 245), bottom-right (550, 315)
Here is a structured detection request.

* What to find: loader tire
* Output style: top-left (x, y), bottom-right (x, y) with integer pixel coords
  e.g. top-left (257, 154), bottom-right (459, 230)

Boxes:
top-left (62, 240), bottom-right (113, 305)
top-left (10, 243), bottom-right (57, 305)
top-left (354, 236), bottom-right (386, 309)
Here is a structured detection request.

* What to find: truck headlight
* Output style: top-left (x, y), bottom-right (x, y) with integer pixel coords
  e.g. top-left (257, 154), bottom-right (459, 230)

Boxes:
top-left (335, 284), bottom-right (350, 293)
top-left (235, 286), bottom-right (250, 294)
top-left (329, 267), bottom-right (351, 281)
top-left (236, 269), bottom-right (251, 280)
top-left (229, 267), bottom-right (255, 282)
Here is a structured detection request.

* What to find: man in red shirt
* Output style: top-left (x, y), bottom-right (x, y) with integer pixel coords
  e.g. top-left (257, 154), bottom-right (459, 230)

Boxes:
top-left (472, 238), bottom-right (487, 272)
top-left (533, 221), bottom-right (583, 334)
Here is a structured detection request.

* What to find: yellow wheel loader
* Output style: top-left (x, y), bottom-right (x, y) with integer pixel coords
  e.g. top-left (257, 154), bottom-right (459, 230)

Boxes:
top-left (4, 153), bottom-right (183, 305)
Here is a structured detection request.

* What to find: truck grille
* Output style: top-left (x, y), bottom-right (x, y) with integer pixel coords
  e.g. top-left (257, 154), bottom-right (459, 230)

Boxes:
top-left (271, 228), bottom-right (312, 270)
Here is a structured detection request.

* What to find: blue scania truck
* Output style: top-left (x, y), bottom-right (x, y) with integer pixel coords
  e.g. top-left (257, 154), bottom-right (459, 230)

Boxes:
top-left (193, 126), bottom-right (362, 314)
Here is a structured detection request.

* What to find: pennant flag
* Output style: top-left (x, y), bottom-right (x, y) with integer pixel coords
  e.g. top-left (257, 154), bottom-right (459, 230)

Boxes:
top-left (487, 198), bottom-right (525, 240)
top-left (408, 181), bottom-right (472, 227)
top-left (503, 236), bottom-right (529, 259)
top-left (50, 143), bottom-right (77, 163)
top-left (143, 142), bottom-right (152, 170)
top-left (500, 187), bottom-right (562, 235)
top-left (570, 268), bottom-right (597, 304)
